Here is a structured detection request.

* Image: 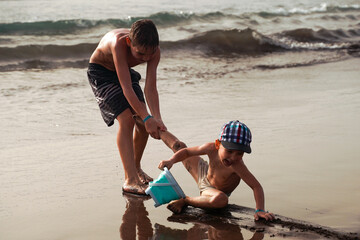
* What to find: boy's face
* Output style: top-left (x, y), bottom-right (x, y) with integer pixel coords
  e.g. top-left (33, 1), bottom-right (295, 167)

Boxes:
top-left (127, 38), bottom-right (158, 62)
top-left (216, 141), bottom-right (244, 167)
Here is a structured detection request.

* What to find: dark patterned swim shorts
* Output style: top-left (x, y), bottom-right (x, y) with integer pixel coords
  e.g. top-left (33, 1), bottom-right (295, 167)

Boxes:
top-left (87, 63), bottom-right (145, 127)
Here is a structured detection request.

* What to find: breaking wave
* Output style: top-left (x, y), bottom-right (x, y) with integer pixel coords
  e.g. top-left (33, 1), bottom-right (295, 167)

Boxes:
top-left (0, 12), bottom-right (228, 36)
top-left (0, 27), bottom-right (359, 71)
top-left (258, 3), bottom-right (360, 18)
top-left (1, 3), bottom-right (359, 36)
top-left (0, 3), bottom-right (359, 71)
top-left (163, 28), bottom-right (360, 54)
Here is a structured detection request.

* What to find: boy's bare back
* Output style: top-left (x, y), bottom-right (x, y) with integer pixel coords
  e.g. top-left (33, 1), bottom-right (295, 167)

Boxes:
top-left (90, 29), bottom-right (127, 70)
top-left (90, 29), bottom-right (152, 71)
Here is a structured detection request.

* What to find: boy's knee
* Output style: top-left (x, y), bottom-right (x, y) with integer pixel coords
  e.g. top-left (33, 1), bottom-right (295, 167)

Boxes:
top-left (210, 192), bottom-right (228, 208)
top-left (117, 111), bottom-right (136, 127)
top-left (172, 140), bottom-right (187, 152)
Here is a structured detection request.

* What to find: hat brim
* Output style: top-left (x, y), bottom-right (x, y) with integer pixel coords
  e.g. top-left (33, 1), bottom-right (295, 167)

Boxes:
top-left (221, 141), bottom-right (251, 154)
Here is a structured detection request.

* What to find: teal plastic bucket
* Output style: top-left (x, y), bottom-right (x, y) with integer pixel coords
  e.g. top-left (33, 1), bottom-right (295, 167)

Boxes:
top-left (145, 167), bottom-right (186, 207)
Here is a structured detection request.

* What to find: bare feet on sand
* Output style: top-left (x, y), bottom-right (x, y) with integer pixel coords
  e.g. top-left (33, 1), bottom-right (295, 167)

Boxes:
top-left (122, 191), bottom-right (151, 201)
top-left (122, 182), bottom-right (148, 195)
top-left (167, 198), bottom-right (187, 214)
top-left (138, 169), bottom-right (153, 184)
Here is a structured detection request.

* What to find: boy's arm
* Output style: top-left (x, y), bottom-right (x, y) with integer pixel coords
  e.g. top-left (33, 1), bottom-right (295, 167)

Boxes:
top-left (158, 143), bottom-right (213, 170)
top-left (143, 48), bottom-right (166, 130)
top-left (111, 38), bottom-right (159, 138)
top-left (231, 160), bottom-right (275, 221)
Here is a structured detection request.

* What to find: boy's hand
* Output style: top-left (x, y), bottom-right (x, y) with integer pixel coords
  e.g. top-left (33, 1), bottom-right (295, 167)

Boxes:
top-left (254, 211), bottom-right (275, 221)
top-left (158, 160), bottom-right (174, 170)
top-left (145, 118), bottom-right (161, 139)
top-left (157, 119), bottom-right (167, 132)
top-left (145, 118), bottom-right (167, 139)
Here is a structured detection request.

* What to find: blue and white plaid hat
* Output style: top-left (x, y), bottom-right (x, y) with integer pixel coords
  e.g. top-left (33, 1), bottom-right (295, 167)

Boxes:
top-left (218, 120), bottom-right (252, 153)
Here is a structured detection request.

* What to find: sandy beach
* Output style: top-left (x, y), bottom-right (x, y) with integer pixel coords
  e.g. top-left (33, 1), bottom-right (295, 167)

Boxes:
top-left (1, 56), bottom-right (359, 239)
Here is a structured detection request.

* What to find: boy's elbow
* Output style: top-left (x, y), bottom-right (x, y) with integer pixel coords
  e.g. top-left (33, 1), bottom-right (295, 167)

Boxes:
top-left (249, 178), bottom-right (263, 191)
top-left (253, 184), bottom-right (264, 195)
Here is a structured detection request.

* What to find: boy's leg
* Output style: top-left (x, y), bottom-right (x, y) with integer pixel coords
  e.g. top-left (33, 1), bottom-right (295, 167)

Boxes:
top-left (167, 188), bottom-right (228, 214)
top-left (117, 109), bottom-right (147, 194)
top-left (133, 117), bottom-right (152, 183)
top-left (133, 116), bottom-right (188, 154)
top-left (131, 119), bottom-right (201, 183)
top-left (132, 116), bottom-right (185, 182)
top-left (159, 130), bottom-right (201, 182)
top-left (159, 130), bottom-right (187, 153)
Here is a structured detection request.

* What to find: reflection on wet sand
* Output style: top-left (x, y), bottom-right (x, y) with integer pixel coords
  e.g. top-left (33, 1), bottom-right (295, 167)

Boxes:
top-left (153, 222), bottom-right (264, 240)
top-left (120, 193), bottom-right (153, 239)
top-left (119, 193), bottom-right (264, 240)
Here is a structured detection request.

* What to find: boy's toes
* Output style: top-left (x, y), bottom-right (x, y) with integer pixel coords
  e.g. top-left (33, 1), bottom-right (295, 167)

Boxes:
top-left (138, 169), bottom-right (153, 184)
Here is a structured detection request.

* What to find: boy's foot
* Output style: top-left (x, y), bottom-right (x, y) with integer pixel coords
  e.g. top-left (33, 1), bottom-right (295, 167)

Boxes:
top-left (122, 191), bottom-right (151, 201)
top-left (138, 169), bottom-right (153, 184)
top-left (122, 183), bottom-right (148, 196)
top-left (167, 199), bottom-right (187, 214)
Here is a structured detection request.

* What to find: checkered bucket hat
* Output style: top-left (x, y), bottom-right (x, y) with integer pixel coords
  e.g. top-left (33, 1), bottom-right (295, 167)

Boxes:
top-left (218, 120), bottom-right (252, 153)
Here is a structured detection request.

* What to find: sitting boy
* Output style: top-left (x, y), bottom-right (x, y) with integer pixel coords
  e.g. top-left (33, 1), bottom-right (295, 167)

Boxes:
top-left (158, 120), bottom-right (275, 221)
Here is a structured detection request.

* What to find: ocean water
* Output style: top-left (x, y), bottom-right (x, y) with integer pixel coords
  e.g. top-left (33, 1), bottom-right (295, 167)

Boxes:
top-left (1, 0), bottom-right (359, 151)
top-left (1, 0), bottom-right (360, 239)
top-left (0, 0), bottom-right (359, 71)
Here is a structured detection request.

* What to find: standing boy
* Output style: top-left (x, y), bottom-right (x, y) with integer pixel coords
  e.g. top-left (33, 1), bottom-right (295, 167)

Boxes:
top-left (87, 19), bottom-right (166, 195)
top-left (158, 120), bottom-right (275, 221)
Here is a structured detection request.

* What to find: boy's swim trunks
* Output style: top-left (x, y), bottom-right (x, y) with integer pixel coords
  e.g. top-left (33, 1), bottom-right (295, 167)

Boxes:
top-left (87, 63), bottom-right (145, 127)
top-left (197, 158), bottom-right (216, 193)
top-left (197, 158), bottom-right (231, 196)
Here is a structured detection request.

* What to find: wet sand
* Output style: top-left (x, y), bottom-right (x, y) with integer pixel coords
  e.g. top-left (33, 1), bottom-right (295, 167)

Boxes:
top-left (0, 58), bottom-right (359, 239)
top-left (120, 193), bottom-right (359, 240)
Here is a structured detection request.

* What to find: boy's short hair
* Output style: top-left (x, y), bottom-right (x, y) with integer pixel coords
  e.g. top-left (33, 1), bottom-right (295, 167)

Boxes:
top-left (129, 19), bottom-right (159, 50)
top-left (218, 120), bottom-right (252, 153)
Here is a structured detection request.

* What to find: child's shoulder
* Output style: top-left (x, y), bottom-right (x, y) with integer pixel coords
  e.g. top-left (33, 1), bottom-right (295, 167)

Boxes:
top-left (199, 142), bottom-right (217, 153)
top-left (199, 141), bottom-right (215, 147)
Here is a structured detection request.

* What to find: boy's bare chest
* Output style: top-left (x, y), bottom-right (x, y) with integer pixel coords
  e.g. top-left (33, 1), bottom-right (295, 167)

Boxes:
top-left (208, 159), bottom-right (240, 192)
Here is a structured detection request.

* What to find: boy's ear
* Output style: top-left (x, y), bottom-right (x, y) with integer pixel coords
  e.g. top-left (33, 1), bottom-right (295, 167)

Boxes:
top-left (126, 37), bottom-right (131, 47)
top-left (215, 139), bottom-right (221, 150)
